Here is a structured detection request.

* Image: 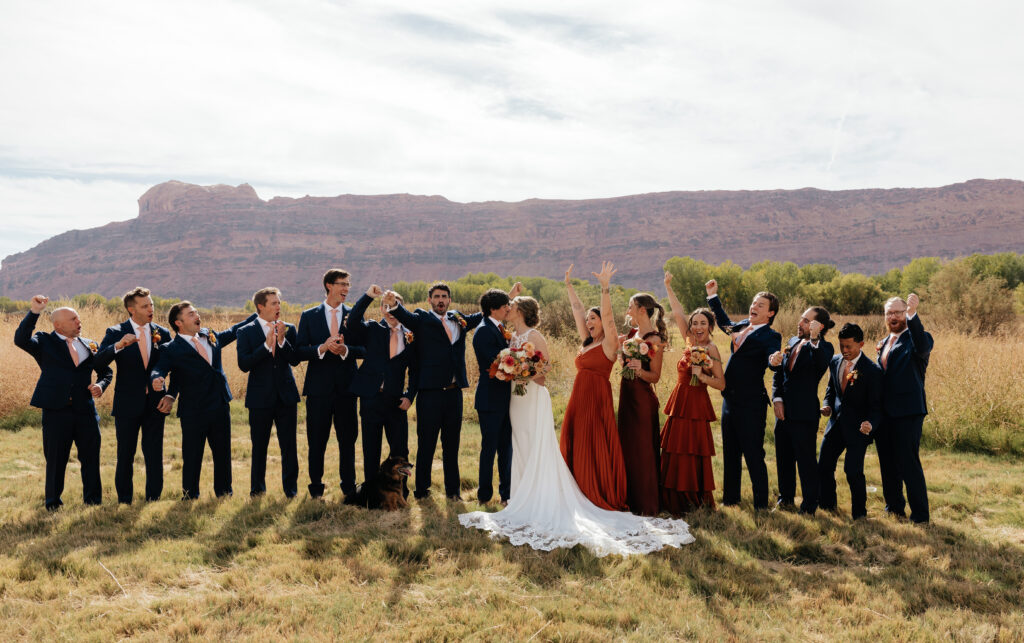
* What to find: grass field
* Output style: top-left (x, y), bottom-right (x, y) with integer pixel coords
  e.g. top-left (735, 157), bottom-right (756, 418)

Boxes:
top-left (2, 304), bottom-right (1024, 639)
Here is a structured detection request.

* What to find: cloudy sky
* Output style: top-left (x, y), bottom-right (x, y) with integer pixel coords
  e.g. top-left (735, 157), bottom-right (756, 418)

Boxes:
top-left (1, 0), bottom-right (1022, 260)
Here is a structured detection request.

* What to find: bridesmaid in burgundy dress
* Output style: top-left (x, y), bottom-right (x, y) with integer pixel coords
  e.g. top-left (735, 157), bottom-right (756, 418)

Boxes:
top-left (559, 262), bottom-right (628, 511)
top-left (616, 294), bottom-right (667, 516)
top-left (660, 271), bottom-right (725, 514)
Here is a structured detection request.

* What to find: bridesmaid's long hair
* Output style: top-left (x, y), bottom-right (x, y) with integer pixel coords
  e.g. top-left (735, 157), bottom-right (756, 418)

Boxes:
top-left (582, 306), bottom-right (601, 347)
top-left (630, 293), bottom-right (668, 342)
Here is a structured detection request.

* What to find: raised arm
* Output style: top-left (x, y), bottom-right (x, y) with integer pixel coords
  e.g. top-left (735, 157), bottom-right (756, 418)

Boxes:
top-left (13, 296), bottom-right (49, 357)
top-left (905, 293), bottom-right (934, 361)
top-left (564, 264), bottom-right (590, 342)
top-left (704, 279), bottom-right (736, 332)
top-left (664, 271), bottom-right (688, 336)
top-left (593, 261), bottom-right (620, 362)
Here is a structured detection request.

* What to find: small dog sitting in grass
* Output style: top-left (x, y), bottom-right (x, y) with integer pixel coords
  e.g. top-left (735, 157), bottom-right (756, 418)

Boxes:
top-left (344, 455), bottom-right (413, 510)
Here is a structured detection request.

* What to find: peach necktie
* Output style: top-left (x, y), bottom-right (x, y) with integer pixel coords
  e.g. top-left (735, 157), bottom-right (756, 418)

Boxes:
top-left (390, 327), bottom-right (400, 359)
top-left (841, 360), bottom-right (854, 393)
top-left (881, 337), bottom-right (893, 370)
top-left (330, 309), bottom-right (339, 337)
top-left (138, 325), bottom-right (149, 368)
top-left (66, 338), bottom-right (79, 366)
top-left (732, 326), bottom-right (751, 351)
top-left (788, 340), bottom-right (803, 371)
top-left (192, 336), bottom-right (211, 364)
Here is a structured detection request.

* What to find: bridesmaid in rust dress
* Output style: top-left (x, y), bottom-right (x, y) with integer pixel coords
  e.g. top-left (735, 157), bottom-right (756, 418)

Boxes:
top-left (616, 294), bottom-right (667, 516)
top-left (660, 271), bottom-right (725, 514)
top-left (559, 262), bottom-right (628, 511)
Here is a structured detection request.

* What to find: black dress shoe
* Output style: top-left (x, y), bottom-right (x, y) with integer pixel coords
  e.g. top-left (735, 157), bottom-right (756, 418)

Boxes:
top-left (446, 494), bottom-right (462, 501)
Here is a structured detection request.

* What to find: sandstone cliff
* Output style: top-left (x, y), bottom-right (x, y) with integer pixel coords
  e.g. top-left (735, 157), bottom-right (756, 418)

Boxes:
top-left (1, 179), bottom-right (1022, 304)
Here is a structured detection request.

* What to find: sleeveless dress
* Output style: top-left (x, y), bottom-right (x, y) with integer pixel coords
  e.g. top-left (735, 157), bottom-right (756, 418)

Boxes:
top-left (459, 330), bottom-right (695, 556)
top-left (559, 342), bottom-right (628, 511)
top-left (617, 329), bottom-right (662, 516)
top-left (659, 350), bottom-right (717, 514)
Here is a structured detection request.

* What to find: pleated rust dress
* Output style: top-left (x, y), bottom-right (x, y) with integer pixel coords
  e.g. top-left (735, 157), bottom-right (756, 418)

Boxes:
top-left (659, 353), bottom-right (717, 514)
top-left (616, 330), bottom-right (662, 516)
top-left (560, 344), bottom-right (628, 511)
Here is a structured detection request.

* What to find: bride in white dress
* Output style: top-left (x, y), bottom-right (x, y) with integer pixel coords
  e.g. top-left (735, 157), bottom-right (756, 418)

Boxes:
top-left (459, 296), bottom-right (695, 557)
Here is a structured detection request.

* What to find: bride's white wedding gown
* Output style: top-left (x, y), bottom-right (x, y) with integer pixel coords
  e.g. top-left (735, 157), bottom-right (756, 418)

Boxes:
top-left (459, 331), bottom-right (695, 557)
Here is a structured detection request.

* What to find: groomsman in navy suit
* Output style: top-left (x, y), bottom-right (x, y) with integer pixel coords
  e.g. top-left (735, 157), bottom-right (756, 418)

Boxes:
top-left (768, 306), bottom-right (834, 514)
top-left (295, 269), bottom-right (366, 498)
top-left (471, 288), bottom-right (514, 504)
top-left (349, 286), bottom-right (418, 484)
top-left (236, 287), bottom-right (302, 498)
top-left (14, 296), bottom-right (112, 509)
top-left (705, 279), bottom-right (782, 510)
top-left (390, 281), bottom-right (521, 500)
top-left (817, 323), bottom-right (883, 519)
top-left (93, 287), bottom-right (173, 503)
top-left (150, 302), bottom-right (254, 499)
top-left (875, 293), bottom-right (933, 523)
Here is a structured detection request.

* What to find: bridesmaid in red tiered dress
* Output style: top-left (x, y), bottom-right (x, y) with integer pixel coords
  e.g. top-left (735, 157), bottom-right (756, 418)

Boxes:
top-left (559, 262), bottom-right (628, 512)
top-left (660, 271), bottom-right (726, 514)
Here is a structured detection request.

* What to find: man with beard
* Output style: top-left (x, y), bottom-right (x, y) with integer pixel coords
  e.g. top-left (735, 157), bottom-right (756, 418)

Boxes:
top-left (875, 293), bottom-right (933, 524)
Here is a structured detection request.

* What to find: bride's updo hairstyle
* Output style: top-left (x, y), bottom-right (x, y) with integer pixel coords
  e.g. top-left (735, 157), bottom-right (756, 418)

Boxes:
top-left (630, 293), bottom-right (668, 342)
top-left (513, 296), bottom-right (540, 328)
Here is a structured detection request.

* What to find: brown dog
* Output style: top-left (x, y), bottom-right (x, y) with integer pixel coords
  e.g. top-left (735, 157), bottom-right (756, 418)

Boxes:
top-left (344, 455), bottom-right (413, 510)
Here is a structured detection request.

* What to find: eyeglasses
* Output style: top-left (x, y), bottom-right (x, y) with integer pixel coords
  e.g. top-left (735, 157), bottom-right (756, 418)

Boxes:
top-left (885, 310), bottom-right (907, 318)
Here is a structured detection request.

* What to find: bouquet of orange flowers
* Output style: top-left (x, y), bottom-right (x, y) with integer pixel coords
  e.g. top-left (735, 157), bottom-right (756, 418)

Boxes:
top-left (488, 342), bottom-right (548, 395)
top-left (620, 335), bottom-right (657, 380)
top-left (683, 340), bottom-right (714, 385)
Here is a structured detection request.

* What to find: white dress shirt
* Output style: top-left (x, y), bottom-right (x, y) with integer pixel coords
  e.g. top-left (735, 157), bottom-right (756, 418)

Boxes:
top-left (317, 300), bottom-right (350, 359)
top-left (114, 319), bottom-right (151, 355)
top-left (433, 310), bottom-right (460, 344)
top-left (55, 332), bottom-right (90, 363)
top-left (179, 332), bottom-right (213, 363)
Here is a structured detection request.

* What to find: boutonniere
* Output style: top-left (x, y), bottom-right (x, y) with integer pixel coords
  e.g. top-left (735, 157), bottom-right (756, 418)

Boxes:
top-left (450, 312), bottom-right (467, 329)
top-left (783, 344), bottom-right (793, 356)
top-left (845, 369), bottom-right (859, 386)
top-left (499, 323), bottom-right (513, 341)
top-left (205, 329), bottom-right (218, 346)
top-left (404, 330), bottom-right (414, 344)
top-left (152, 329), bottom-right (162, 344)
top-left (87, 340), bottom-right (98, 353)
top-left (875, 339), bottom-right (885, 354)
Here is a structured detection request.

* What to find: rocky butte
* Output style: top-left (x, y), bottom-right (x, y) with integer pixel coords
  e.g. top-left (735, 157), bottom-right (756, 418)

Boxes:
top-left (1, 179), bottom-right (1023, 305)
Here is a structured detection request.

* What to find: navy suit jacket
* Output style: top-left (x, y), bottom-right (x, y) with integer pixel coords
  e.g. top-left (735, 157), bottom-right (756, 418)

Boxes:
top-left (345, 294), bottom-right (419, 402)
top-left (14, 312), bottom-right (113, 411)
top-left (707, 295), bottom-right (782, 407)
top-left (294, 302), bottom-right (366, 397)
top-left (236, 319), bottom-right (301, 409)
top-left (472, 318), bottom-right (512, 412)
top-left (94, 320), bottom-right (173, 418)
top-left (150, 316), bottom-right (253, 419)
top-left (823, 353), bottom-right (882, 438)
top-left (771, 335), bottom-right (834, 422)
top-left (390, 304), bottom-right (483, 390)
top-left (876, 314), bottom-right (933, 418)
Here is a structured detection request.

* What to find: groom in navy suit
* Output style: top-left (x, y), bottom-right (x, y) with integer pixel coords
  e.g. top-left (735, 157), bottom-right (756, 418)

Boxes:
top-left (236, 287), bottom-right (302, 498)
top-left (706, 280), bottom-right (782, 510)
top-left (94, 287), bottom-right (173, 503)
top-left (295, 269), bottom-right (366, 498)
top-left (818, 323), bottom-right (883, 519)
top-left (875, 293), bottom-right (933, 523)
top-left (150, 301), bottom-right (254, 499)
top-left (768, 306), bottom-right (834, 514)
top-left (348, 286), bottom-right (418, 484)
top-left (14, 296), bottom-right (113, 510)
top-left (472, 289), bottom-right (514, 504)
top-left (390, 281), bottom-right (521, 500)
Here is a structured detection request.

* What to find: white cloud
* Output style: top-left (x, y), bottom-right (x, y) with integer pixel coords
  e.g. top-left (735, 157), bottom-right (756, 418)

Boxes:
top-left (0, 0), bottom-right (1022, 258)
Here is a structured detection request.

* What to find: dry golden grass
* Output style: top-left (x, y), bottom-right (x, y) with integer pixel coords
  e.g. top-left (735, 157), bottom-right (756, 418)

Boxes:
top-left (2, 303), bottom-right (1024, 639)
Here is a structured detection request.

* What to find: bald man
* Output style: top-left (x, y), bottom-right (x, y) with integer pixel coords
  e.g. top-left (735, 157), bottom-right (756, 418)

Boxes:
top-left (14, 295), bottom-right (113, 510)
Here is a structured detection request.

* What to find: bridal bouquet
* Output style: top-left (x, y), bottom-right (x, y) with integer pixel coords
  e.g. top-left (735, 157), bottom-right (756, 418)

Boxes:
top-left (683, 341), bottom-right (714, 385)
top-left (620, 335), bottom-right (657, 380)
top-left (488, 342), bottom-right (548, 395)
